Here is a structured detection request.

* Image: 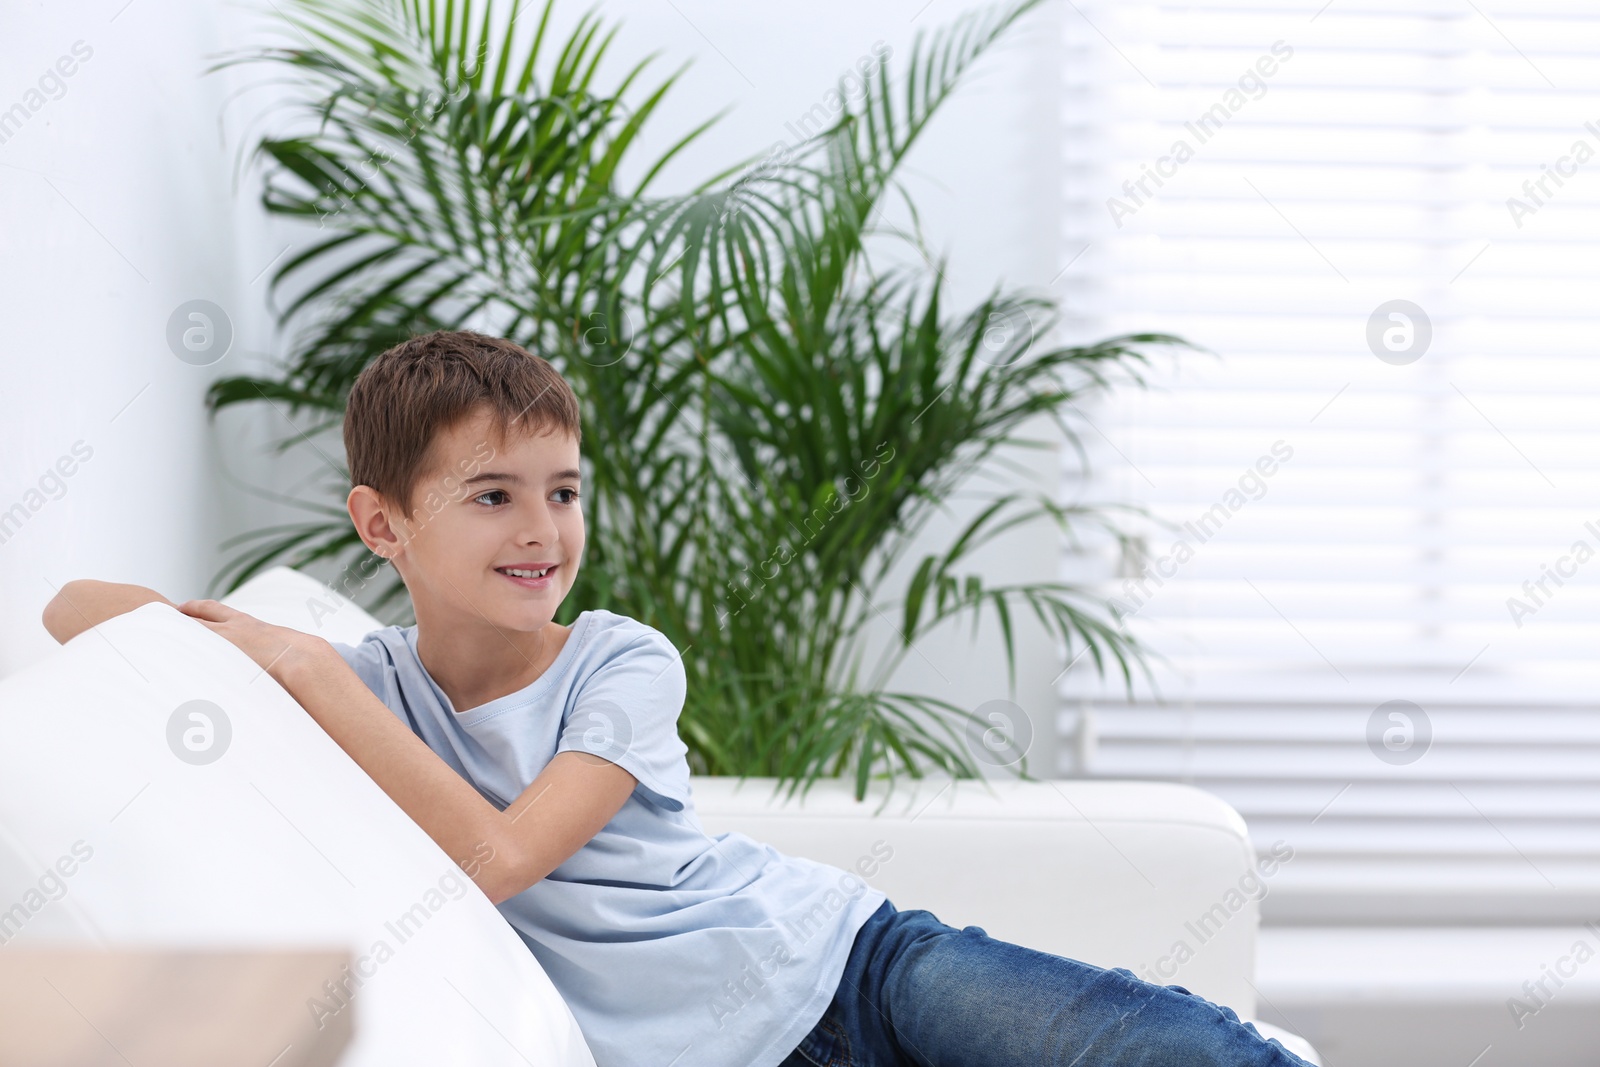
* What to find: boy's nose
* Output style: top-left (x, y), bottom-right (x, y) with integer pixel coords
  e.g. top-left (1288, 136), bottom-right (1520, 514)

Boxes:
top-left (517, 516), bottom-right (559, 546)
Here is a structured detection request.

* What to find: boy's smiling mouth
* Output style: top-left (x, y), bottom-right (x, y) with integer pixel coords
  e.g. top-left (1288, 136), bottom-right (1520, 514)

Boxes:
top-left (495, 563), bottom-right (558, 588)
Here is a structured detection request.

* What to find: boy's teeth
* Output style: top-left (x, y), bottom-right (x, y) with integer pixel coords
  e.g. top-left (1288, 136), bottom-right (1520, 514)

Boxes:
top-left (502, 566), bottom-right (551, 578)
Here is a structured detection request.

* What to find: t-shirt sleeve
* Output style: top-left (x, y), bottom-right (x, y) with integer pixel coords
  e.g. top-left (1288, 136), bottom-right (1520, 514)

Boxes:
top-left (555, 624), bottom-right (691, 812)
top-left (328, 635), bottom-right (403, 724)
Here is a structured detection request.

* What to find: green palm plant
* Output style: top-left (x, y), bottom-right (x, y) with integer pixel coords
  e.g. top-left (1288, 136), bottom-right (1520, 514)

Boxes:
top-left (207, 0), bottom-right (1180, 797)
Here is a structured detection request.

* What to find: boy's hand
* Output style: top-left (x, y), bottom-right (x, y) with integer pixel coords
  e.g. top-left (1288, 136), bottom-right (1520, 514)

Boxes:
top-left (176, 599), bottom-right (328, 687)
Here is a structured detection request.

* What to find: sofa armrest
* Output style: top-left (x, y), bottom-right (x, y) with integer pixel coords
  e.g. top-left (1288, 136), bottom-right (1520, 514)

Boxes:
top-left (0, 600), bottom-right (594, 1067)
top-left (690, 775), bottom-right (1267, 1017)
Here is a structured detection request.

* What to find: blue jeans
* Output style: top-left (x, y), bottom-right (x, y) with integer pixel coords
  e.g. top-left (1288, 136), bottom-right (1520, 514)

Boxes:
top-left (779, 899), bottom-right (1312, 1067)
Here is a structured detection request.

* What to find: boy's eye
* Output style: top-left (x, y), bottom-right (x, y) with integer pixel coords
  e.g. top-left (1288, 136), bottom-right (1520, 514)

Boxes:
top-left (474, 489), bottom-right (509, 507)
top-left (553, 488), bottom-right (580, 506)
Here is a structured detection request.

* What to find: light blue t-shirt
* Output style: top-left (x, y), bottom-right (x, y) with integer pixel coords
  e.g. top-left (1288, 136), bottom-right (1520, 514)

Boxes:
top-left (331, 609), bottom-right (885, 1067)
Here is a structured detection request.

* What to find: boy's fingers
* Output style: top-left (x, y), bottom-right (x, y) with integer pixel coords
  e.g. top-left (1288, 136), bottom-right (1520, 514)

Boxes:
top-left (178, 599), bottom-right (229, 619)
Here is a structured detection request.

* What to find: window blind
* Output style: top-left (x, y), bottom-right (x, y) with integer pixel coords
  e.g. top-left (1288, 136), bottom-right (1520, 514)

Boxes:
top-left (1053, 0), bottom-right (1600, 924)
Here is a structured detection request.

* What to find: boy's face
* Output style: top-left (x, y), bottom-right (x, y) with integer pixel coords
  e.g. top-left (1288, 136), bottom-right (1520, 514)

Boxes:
top-left (352, 406), bottom-right (584, 632)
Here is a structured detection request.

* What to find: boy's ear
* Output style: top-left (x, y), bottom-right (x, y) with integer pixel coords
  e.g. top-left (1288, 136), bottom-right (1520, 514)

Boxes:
top-left (346, 485), bottom-right (407, 560)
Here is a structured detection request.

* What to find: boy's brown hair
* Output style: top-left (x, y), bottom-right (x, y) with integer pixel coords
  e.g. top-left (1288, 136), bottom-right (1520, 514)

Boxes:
top-left (343, 330), bottom-right (581, 519)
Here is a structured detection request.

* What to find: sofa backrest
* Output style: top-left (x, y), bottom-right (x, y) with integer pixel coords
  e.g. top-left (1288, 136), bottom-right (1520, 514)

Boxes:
top-left (692, 775), bottom-right (1264, 1015)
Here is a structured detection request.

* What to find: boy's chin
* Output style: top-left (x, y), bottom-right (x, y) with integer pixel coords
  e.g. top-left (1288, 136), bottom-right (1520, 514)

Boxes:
top-left (422, 583), bottom-right (563, 631)
top-left (469, 611), bottom-right (556, 639)
top-left (493, 596), bottom-right (567, 630)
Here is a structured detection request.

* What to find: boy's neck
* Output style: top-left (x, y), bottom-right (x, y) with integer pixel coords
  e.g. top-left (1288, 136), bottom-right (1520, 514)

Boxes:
top-left (412, 615), bottom-right (573, 715)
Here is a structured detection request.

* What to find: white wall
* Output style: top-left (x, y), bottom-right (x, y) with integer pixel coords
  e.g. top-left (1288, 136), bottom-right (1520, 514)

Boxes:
top-left (1, 0), bottom-right (1085, 778)
top-left (0, 0), bottom-right (298, 673)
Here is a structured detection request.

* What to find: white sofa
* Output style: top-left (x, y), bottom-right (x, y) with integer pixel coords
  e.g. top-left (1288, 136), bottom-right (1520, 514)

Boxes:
top-left (0, 566), bottom-right (1319, 1064)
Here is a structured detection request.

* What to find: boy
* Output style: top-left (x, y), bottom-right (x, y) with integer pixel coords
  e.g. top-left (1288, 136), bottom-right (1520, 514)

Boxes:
top-left (44, 330), bottom-right (1310, 1066)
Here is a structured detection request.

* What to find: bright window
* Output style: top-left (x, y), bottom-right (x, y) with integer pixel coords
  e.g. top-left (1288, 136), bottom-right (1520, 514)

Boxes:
top-left (1055, 0), bottom-right (1600, 924)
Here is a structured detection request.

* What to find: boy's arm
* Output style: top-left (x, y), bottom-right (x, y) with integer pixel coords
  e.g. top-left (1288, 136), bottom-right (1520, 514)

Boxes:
top-left (179, 598), bottom-right (637, 905)
top-left (43, 580), bottom-right (177, 644)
